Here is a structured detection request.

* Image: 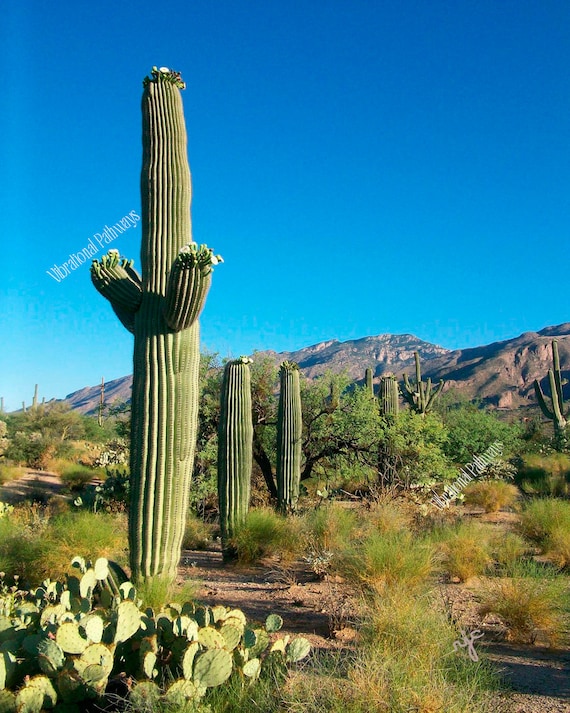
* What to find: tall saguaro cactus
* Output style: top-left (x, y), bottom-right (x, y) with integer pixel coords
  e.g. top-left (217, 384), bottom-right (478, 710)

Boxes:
top-left (378, 374), bottom-right (399, 416)
top-left (90, 67), bottom-right (222, 584)
top-left (534, 340), bottom-right (568, 446)
top-left (276, 361), bottom-right (303, 513)
top-left (402, 352), bottom-right (444, 416)
top-left (218, 357), bottom-right (254, 559)
top-left (365, 368), bottom-right (374, 396)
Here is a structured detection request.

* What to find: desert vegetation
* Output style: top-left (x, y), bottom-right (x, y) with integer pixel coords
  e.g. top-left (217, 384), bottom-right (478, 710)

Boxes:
top-left (1, 67), bottom-right (569, 712)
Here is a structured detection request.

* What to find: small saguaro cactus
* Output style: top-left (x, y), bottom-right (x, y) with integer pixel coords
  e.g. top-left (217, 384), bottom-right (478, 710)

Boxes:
top-left (276, 361), bottom-right (303, 513)
top-left (90, 67), bottom-right (222, 585)
top-left (378, 374), bottom-right (399, 416)
top-left (534, 339), bottom-right (569, 446)
top-left (365, 368), bottom-right (374, 396)
top-left (401, 351), bottom-right (444, 416)
top-left (218, 357), bottom-right (254, 559)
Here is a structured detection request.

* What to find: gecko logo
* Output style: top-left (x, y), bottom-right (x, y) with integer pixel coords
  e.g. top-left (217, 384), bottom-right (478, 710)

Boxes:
top-left (46, 210), bottom-right (140, 283)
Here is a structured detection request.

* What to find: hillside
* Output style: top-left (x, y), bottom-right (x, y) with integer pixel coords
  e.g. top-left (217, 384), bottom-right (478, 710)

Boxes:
top-left (61, 323), bottom-right (570, 414)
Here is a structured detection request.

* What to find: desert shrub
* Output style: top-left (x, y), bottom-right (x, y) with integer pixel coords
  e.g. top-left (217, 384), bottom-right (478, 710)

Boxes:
top-left (366, 499), bottom-right (414, 535)
top-left (515, 452), bottom-right (570, 497)
top-left (463, 480), bottom-right (519, 513)
top-left (182, 512), bottom-right (214, 550)
top-left (341, 530), bottom-right (438, 594)
top-left (0, 463), bottom-right (26, 484)
top-left (0, 506), bottom-right (127, 586)
top-left (231, 508), bottom-right (302, 564)
top-left (478, 560), bottom-right (570, 645)
top-left (303, 503), bottom-right (361, 552)
top-left (436, 521), bottom-right (493, 582)
top-left (55, 461), bottom-right (101, 491)
top-left (516, 498), bottom-right (570, 547)
top-left (546, 525), bottom-right (570, 569)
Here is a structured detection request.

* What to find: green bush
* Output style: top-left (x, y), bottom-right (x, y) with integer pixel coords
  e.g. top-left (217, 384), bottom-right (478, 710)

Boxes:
top-left (516, 453), bottom-right (570, 497)
top-left (58, 462), bottom-right (100, 491)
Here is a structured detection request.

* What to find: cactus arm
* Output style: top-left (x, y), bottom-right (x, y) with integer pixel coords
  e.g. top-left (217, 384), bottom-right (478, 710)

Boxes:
top-left (163, 244), bottom-right (221, 332)
top-left (548, 368), bottom-right (567, 431)
top-left (426, 379), bottom-right (445, 411)
top-left (91, 251), bottom-right (143, 332)
top-left (534, 377), bottom-right (555, 420)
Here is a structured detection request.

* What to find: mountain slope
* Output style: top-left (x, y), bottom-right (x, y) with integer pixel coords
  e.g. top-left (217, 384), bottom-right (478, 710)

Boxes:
top-left (61, 323), bottom-right (570, 414)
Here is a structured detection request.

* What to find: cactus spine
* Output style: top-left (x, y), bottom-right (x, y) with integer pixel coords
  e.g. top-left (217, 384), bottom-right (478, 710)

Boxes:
top-left (90, 67), bottom-right (222, 584)
top-left (378, 374), bottom-right (399, 416)
top-left (534, 339), bottom-right (568, 445)
top-left (365, 368), bottom-right (374, 396)
top-left (402, 351), bottom-right (444, 416)
top-left (276, 362), bottom-right (302, 513)
top-left (218, 357), bottom-right (253, 559)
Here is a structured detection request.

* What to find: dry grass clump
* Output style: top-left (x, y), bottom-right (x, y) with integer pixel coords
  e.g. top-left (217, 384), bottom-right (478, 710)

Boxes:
top-left (463, 480), bottom-right (519, 513)
top-left (0, 464), bottom-right (27, 484)
top-left (490, 531), bottom-right (528, 568)
top-left (516, 498), bottom-right (570, 569)
top-left (230, 507), bottom-right (303, 564)
top-left (436, 521), bottom-right (493, 582)
top-left (366, 499), bottom-right (414, 535)
top-left (477, 560), bottom-right (570, 645)
top-left (182, 512), bottom-right (214, 550)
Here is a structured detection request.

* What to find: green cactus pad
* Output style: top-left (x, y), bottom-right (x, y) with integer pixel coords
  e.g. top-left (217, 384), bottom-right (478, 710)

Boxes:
top-left (37, 638), bottom-right (65, 675)
top-left (172, 615), bottom-right (193, 637)
top-left (194, 606), bottom-right (211, 628)
top-left (56, 622), bottom-right (89, 655)
top-left (78, 643), bottom-right (114, 677)
top-left (286, 637), bottom-right (311, 662)
top-left (193, 649), bottom-right (232, 688)
top-left (248, 629), bottom-right (270, 658)
top-left (128, 681), bottom-right (161, 709)
top-left (142, 651), bottom-right (157, 679)
top-left (265, 614), bottom-right (283, 633)
top-left (14, 686), bottom-right (43, 713)
top-left (82, 615), bottom-right (104, 644)
top-left (164, 679), bottom-right (203, 704)
top-left (220, 623), bottom-right (241, 650)
top-left (0, 690), bottom-right (15, 713)
top-left (242, 657), bottom-right (261, 679)
top-left (243, 628), bottom-right (257, 649)
top-left (197, 626), bottom-right (225, 649)
top-left (80, 570), bottom-right (97, 599)
top-left (40, 604), bottom-right (66, 627)
top-left (93, 558), bottom-right (110, 580)
top-left (25, 676), bottom-right (57, 709)
top-left (225, 609), bottom-right (247, 626)
top-left (114, 600), bottom-right (141, 643)
top-left (270, 635), bottom-right (290, 654)
top-left (211, 606), bottom-right (228, 623)
top-left (182, 641), bottom-right (200, 680)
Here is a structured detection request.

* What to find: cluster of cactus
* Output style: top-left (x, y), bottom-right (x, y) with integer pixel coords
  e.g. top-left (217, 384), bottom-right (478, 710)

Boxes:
top-left (401, 351), bottom-right (444, 416)
top-left (0, 557), bottom-right (310, 711)
top-left (218, 357), bottom-right (254, 558)
top-left (90, 67), bottom-right (222, 584)
top-left (378, 374), bottom-right (400, 416)
top-left (276, 362), bottom-right (303, 513)
top-left (534, 339), bottom-right (569, 446)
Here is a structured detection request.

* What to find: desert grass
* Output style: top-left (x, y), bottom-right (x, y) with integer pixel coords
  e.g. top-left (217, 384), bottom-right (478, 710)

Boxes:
top-left (434, 520), bottom-right (493, 582)
top-left (230, 508), bottom-right (303, 564)
top-left (463, 480), bottom-right (519, 513)
top-left (477, 559), bottom-right (570, 645)
top-left (182, 511), bottom-right (214, 550)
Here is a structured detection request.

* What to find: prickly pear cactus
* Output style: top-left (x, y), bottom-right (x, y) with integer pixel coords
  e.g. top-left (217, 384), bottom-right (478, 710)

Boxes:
top-left (276, 361), bottom-right (303, 513)
top-left (217, 357), bottom-right (254, 558)
top-left (90, 67), bottom-right (222, 584)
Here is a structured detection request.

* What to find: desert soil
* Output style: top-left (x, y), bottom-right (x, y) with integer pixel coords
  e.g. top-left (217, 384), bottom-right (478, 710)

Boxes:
top-left (1, 471), bottom-right (569, 712)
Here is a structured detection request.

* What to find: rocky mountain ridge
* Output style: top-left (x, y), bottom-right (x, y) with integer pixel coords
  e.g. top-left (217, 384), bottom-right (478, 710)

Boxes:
top-left (60, 323), bottom-right (570, 414)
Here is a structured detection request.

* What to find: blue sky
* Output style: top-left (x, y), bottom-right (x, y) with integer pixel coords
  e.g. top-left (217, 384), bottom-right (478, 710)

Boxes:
top-left (1, 1), bottom-right (569, 411)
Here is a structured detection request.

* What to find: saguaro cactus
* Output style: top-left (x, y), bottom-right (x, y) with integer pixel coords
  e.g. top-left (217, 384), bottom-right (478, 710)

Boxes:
top-left (402, 352), bottom-right (444, 416)
top-left (365, 368), bottom-right (374, 396)
top-left (378, 374), bottom-right (399, 416)
top-left (534, 339), bottom-right (568, 446)
top-left (218, 357), bottom-right (254, 559)
top-left (276, 361), bottom-right (302, 513)
top-left (90, 67), bottom-right (222, 584)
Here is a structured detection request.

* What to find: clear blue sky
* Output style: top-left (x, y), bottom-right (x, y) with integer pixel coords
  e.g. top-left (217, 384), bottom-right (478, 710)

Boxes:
top-left (1, 1), bottom-right (569, 411)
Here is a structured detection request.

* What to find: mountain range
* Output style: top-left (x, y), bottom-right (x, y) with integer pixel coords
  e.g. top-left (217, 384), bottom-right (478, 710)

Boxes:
top-left (61, 323), bottom-right (570, 414)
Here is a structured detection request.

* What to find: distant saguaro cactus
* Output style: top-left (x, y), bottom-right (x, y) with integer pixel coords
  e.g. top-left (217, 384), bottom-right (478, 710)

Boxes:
top-left (218, 357), bottom-right (254, 559)
top-left (402, 352), bottom-right (444, 416)
top-left (90, 67), bottom-right (222, 584)
top-left (365, 368), bottom-right (374, 396)
top-left (378, 374), bottom-right (399, 416)
top-left (276, 361), bottom-right (302, 513)
top-left (534, 340), bottom-right (568, 447)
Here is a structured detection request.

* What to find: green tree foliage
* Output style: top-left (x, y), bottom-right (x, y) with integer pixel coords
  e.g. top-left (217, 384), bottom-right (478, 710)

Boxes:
top-left (440, 402), bottom-right (523, 464)
top-left (4, 404), bottom-right (87, 469)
